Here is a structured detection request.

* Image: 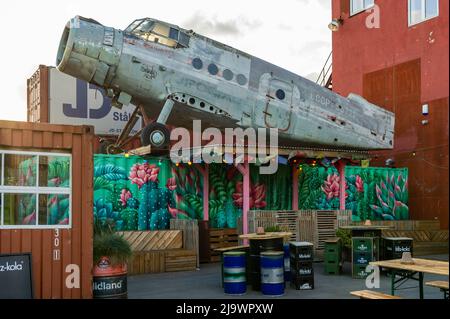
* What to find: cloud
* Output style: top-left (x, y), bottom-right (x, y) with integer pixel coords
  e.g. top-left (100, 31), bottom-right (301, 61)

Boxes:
top-left (296, 0), bottom-right (330, 8)
top-left (182, 12), bottom-right (261, 37)
top-left (304, 72), bottom-right (319, 82)
top-left (289, 40), bottom-right (330, 56)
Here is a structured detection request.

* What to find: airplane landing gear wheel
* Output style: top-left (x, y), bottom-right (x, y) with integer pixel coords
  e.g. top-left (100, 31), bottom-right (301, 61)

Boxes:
top-left (141, 122), bottom-right (170, 149)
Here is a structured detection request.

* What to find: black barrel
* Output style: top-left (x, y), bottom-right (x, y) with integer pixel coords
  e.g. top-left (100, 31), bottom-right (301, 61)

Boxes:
top-left (248, 238), bottom-right (283, 291)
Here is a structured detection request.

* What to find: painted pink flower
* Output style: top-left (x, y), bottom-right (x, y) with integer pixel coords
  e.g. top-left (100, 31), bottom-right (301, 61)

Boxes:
top-left (166, 177), bottom-right (177, 191)
top-left (322, 174), bottom-right (341, 200)
top-left (233, 182), bottom-right (267, 209)
top-left (120, 189), bottom-right (132, 206)
top-left (149, 167), bottom-right (159, 182)
top-left (129, 163), bottom-right (158, 188)
top-left (355, 175), bottom-right (364, 193)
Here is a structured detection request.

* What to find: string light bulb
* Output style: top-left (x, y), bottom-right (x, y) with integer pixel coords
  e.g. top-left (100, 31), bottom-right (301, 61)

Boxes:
top-left (124, 152), bottom-right (130, 158)
top-left (188, 161), bottom-right (192, 166)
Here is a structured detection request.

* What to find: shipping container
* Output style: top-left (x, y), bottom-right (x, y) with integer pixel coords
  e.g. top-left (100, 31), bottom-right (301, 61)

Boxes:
top-left (0, 120), bottom-right (94, 299)
top-left (27, 65), bottom-right (142, 153)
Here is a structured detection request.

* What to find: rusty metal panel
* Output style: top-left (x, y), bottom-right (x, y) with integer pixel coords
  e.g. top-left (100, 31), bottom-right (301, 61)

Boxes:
top-left (363, 67), bottom-right (394, 112)
top-left (365, 59), bottom-right (448, 229)
top-left (27, 65), bottom-right (49, 123)
top-left (0, 120), bottom-right (94, 299)
top-left (394, 59), bottom-right (421, 104)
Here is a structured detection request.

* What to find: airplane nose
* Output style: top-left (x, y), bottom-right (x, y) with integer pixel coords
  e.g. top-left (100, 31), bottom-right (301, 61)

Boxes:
top-left (56, 16), bottom-right (122, 87)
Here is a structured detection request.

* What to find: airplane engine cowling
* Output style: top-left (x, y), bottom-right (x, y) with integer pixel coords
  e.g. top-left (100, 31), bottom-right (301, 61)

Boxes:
top-left (56, 16), bottom-right (122, 89)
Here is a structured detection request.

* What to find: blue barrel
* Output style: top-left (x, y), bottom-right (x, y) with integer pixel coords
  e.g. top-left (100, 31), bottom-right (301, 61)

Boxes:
top-left (260, 251), bottom-right (285, 296)
top-left (283, 244), bottom-right (291, 282)
top-left (223, 252), bottom-right (247, 295)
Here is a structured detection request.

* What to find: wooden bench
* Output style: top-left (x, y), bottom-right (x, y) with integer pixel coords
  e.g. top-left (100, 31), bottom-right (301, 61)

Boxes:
top-left (351, 290), bottom-right (402, 299)
top-left (425, 281), bottom-right (449, 299)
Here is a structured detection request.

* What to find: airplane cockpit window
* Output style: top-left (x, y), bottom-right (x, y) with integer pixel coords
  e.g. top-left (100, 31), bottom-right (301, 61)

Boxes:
top-left (125, 18), bottom-right (190, 49)
top-left (125, 19), bottom-right (144, 32)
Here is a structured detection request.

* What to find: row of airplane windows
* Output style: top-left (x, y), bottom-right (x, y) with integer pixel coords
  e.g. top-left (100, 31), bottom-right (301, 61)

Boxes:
top-left (191, 58), bottom-right (248, 86)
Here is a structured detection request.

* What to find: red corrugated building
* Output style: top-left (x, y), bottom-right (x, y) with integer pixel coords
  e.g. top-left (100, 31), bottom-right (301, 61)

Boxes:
top-left (330, 0), bottom-right (449, 228)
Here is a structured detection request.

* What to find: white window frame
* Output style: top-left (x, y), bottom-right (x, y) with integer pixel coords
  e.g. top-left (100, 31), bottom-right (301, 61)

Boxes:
top-left (350, 0), bottom-right (375, 16)
top-left (0, 150), bottom-right (72, 229)
top-left (408, 0), bottom-right (439, 26)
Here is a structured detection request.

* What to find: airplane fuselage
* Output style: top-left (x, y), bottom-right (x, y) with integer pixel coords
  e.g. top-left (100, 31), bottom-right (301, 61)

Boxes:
top-left (57, 16), bottom-right (394, 150)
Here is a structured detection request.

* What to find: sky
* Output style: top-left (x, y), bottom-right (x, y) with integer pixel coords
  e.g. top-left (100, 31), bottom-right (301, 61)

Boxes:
top-left (0, 0), bottom-right (331, 121)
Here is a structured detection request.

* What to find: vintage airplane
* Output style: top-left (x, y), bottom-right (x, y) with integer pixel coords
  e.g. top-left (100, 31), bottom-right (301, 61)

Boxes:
top-left (56, 16), bottom-right (394, 152)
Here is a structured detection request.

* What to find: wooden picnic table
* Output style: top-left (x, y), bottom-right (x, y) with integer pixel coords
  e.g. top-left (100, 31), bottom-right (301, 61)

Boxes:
top-left (370, 258), bottom-right (449, 299)
top-left (238, 232), bottom-right (293, 240)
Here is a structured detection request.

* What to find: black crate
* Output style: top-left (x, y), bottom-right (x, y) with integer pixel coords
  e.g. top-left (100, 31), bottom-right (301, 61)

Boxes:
top-left (290, 261), bottom-right (314, 277)
top-left (382, 237), bottom-right (413, 260)
top-left (290, 275), bottom-right (314, 290)
top-left (289, 242), bottom-right (314, 260)
top-left (289, 242), bottom-right (314, 261)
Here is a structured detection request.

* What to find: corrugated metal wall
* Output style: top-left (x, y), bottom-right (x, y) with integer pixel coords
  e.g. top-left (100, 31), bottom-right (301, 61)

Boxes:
top-left (0, 120), bottom-right (93, 299)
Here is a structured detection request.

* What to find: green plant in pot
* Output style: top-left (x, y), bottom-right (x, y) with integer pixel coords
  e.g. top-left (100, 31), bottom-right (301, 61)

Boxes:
top-left (93, 219), bottom-right (132, 298)
top-left (336, 228), bottom-right (352, 262)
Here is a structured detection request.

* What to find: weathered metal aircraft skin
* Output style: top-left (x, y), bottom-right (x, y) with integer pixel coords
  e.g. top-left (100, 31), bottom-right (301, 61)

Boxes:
top-left (57, 16), bottom-right (394, 150)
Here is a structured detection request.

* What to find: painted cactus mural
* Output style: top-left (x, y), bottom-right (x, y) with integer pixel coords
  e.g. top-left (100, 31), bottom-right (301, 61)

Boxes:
top-left (93, 155), bottom-right (202, 231)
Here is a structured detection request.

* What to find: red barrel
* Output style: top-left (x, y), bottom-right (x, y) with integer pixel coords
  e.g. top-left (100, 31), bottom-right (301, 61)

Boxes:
top-left (92, 257), bottom-right (128, 299)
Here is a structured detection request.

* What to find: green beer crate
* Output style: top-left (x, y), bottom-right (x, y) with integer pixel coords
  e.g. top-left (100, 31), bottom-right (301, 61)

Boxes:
top-left (324, 260), bottom-right (341, 275)
top-left (352, 237), bottom-right (374, 253)
top-left (324, 238), bottom-right (341, 253)
top-left (324, 252), bottom-right (341, 263)
top-left (352, 264), bottom-right (373, 279)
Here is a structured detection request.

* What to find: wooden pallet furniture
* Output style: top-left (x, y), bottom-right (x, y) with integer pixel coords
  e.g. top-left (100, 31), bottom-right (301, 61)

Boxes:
top-left (118, 230), bottom-right (183, 251)
top-left (350, 290), bottom-right (402, 299)
top-left (170, 219), bottom-right (200, 267)
top-left (208, 228), bottom-right (239, 262)
top-left (118, 230), bottom-right (197, 275)
top-left (247, 210), bottom-right (299, 241)
top-left (297, 210), bottom-right (352, 260)
top-left (425, 281), bottom-right (449, 299)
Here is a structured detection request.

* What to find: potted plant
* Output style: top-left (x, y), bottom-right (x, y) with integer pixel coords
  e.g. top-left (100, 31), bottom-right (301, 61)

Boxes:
top-left (336, 228), bottom-right (352, 262)
top-left (92, 220), bottom-right (132, 299)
